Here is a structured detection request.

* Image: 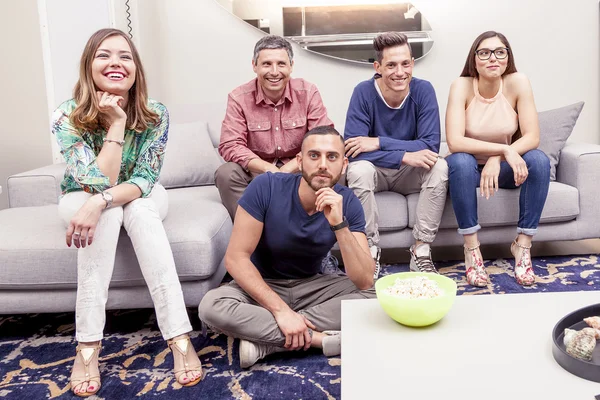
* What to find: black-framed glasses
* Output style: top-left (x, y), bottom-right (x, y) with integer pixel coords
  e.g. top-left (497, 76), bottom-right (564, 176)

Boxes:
top-left (475, 47), bottom-right (509, 60)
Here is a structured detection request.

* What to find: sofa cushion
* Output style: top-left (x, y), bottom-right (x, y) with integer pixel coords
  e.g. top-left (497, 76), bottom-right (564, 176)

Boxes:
top-left (159, 121), bottom-right (222, 188)
top-left (0, 186), bottom-right (232, 290)
top-left (162, 186), bottom-right (231, 277)
top-left (402, 181), bottom-right (579, 230)
top-left (375, 191), bottom-right (408, 231)
top-left (207, 117), bottom-right (221, 148)
top-left (439, 142), bottom-right (449, 157)
top-left (538, 102), bottom-right (584, 180)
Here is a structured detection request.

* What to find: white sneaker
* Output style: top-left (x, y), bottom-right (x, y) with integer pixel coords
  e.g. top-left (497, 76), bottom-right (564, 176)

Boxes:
top-left (409, 244), bottom-right (439, 274)
top-left (239, 340), bottom-right (286, 368)
top-left (370, 245), bottom-right (381, 279)
top-left (322, 331), bottom-right (341, 357)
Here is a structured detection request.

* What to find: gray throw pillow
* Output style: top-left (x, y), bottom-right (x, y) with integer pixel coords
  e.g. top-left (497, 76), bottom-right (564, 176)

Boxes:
top-left (159, 121), bottom-right (222, 188)
top-left (537, 102), bottom-right (584, 180)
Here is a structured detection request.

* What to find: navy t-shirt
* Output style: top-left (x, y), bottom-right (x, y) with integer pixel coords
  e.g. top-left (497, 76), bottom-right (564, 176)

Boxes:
top-left (238, 173), bottom-right (366, 279)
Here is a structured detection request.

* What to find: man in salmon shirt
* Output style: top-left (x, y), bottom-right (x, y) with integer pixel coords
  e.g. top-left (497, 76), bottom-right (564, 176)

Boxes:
top-left (216, 35), bottom-right (334, 218)
top-left (216, 35), bottom-right (339, 273)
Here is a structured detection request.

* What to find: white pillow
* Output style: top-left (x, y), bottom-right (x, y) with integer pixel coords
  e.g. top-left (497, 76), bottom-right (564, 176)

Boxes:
top-left (159, 121), bottom-right (222, 188)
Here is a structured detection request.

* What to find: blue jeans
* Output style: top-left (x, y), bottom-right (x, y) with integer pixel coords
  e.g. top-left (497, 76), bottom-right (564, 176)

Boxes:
top-left (446, 149), bottom-right (550, 236)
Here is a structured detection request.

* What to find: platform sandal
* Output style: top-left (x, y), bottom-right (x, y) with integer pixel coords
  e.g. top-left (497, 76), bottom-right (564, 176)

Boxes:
top-left (464, 242), bottom-right (488, 287)
top-left (511, 238), bottom-right (535, 286)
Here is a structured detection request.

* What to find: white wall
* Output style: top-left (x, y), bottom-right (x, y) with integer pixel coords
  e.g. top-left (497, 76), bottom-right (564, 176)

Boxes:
top-left (41, 0), bottom-right (114, 162)
top-left (40, 0), bottom-right (144, 162)
top-left (231, 0), bottom-right (283, 36)
top-left (0, 0), bottom-right (52, 209)
top-left (43, 0), bottom-right (112, 111)
top-left (135, 0), bottom-right (599, 144)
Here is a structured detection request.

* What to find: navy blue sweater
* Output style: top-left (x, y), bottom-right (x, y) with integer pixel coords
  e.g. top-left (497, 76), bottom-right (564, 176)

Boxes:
top-left (344, 76), bottom-right (441, 169)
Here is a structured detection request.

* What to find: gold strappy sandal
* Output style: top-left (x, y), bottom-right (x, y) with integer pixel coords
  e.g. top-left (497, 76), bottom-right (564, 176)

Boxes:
top-left (167, 335), bottom-right (203, 387)
top-left (70, 343), bottom-right (101, 397)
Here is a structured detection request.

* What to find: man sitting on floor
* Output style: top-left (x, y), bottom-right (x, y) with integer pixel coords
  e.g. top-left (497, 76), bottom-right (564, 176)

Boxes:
top-left (199, 126), bottom-right (376, 368)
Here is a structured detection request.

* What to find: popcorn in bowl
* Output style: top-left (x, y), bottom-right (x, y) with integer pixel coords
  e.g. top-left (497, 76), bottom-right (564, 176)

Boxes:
top-left (383, 276), bottom-right (444, 299)
top-left (376, 272), bottom-right (457, 326)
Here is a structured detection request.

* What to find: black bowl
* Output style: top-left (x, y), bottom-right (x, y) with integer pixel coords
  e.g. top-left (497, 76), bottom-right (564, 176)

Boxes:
top-left (551, 303), bottom-right (600, 383)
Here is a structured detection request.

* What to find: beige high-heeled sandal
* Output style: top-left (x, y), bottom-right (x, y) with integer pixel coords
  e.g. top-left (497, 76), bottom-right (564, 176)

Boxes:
top-left (167, 335), bottom-right (203, 387)
top-left (511, 238), bottom-right (535, 286)
top-left (70, 343), bottom-right (101, 397)
top-left (464, 242), bottom-right (488, 287)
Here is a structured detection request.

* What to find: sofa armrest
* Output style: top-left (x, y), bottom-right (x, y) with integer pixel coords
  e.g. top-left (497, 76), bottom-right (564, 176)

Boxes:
top-left (7, 163), bottom-right (66, 208)
top-left (556, 142), bottom-right (600, 238)
top-left (556, 142), bottom-right (600, 187)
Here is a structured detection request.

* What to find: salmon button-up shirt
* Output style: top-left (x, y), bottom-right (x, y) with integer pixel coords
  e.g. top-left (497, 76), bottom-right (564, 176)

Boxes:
top-left (219, 77), bottom-right (334, 169)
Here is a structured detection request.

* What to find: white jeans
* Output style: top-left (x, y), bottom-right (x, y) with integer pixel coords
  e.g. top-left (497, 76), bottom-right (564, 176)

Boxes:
top-left (59, 184), bottom-right (192, 342)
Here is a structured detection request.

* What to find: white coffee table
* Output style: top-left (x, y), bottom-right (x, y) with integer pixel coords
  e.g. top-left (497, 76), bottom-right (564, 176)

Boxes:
top-left (341, 291), bottom-right (599, 399)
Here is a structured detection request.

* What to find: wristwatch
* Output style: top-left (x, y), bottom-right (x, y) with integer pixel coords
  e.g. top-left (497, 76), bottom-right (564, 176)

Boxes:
top-left (330, 217), bottom-right (349, 232)
top-left (101, 190), bottom-right (113, 209)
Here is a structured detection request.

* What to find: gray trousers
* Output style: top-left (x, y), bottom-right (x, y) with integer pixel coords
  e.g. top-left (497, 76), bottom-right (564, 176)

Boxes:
top-left (214, 162), bottom-right (259, 220)
top-left (198, 274), bottom-right (376, 346)
top-left (346, 158), bottom-right (449, 246)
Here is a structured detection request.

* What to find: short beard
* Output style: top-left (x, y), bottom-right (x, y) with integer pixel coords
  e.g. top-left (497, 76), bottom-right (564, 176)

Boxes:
top-left (302, 169), bottom-right (341, 191)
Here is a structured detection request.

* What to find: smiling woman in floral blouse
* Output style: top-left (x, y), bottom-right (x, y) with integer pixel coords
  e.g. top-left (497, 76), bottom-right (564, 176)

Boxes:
top-left (53, 28), bottom-right (202, 397)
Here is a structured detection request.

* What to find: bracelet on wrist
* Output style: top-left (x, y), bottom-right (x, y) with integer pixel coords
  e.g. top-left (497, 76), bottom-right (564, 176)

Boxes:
top-left (103, 138), bottom-right (125, 147)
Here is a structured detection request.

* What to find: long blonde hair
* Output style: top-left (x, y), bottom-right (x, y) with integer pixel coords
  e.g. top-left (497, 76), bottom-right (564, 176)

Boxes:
top-left (70, 28), bottom-right (158, 132)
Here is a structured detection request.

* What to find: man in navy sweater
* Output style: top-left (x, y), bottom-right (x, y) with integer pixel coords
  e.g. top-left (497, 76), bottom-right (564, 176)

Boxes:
top-left (344, 32), bottom-right (448, 276)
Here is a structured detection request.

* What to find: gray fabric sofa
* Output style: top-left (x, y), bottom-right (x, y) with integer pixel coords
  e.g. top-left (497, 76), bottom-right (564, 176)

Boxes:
top-left (375, 101), bottom-right (600, 249)
top-left (2, 115), bottom-right (600, 315)
top-left (0, 121), bottom-right (232, 314)
top-left (376, 142), bottom-right (600, 249)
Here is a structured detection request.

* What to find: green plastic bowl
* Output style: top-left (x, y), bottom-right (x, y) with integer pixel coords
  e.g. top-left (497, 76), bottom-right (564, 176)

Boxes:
top-left (375, 272), bottom-right (457, 327)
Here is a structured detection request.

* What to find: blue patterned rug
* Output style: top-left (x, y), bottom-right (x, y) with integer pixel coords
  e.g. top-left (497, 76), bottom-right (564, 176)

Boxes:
top-left (1, 254), bottom-right (599, 399)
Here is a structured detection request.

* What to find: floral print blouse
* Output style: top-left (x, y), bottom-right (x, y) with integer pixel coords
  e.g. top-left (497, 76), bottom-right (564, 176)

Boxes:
top-left (52, 98), bottom-right (169, 197)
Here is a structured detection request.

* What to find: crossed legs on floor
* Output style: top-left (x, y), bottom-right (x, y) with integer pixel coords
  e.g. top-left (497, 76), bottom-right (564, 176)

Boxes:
top-left (198, 274), bottom-right (376, 367)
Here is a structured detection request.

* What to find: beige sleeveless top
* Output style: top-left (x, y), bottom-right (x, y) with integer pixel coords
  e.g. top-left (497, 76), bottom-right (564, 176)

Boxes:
top-left (465, 78), bottom-right (518, 163)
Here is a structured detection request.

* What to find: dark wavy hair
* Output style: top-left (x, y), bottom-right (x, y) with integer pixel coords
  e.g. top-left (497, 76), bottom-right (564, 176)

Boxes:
top-left (460, 31), bottom-right (517, 78)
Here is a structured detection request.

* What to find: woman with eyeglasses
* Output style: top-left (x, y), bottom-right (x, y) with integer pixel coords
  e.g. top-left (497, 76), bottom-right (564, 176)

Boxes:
top-left (54, 28), bottom-right (203, 396)
top-left (444, 31), bottom-right (550, 287)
